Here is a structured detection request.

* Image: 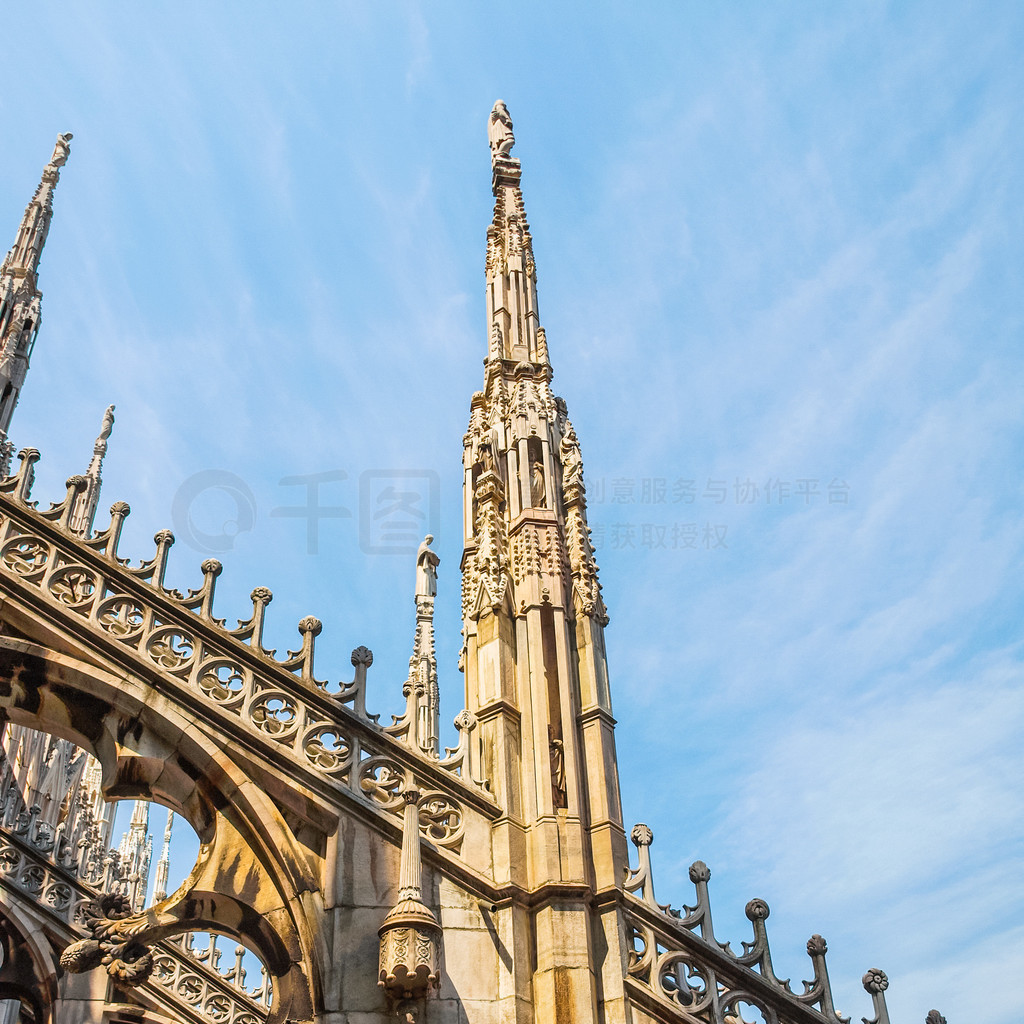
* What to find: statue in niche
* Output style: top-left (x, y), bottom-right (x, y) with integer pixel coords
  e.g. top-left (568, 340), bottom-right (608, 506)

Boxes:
top-left (477, 438), bottom-right (495, 474)
top-left (530, 460), bottom-right (546, 508)
top-left (488, 101), bottom-right (515, 159)
top-left (559, 424), bottom-right (583, 488)
top-left (415, 535), bottom-right (439, 598)
top-left (549, 728), bottom-right (567, 809)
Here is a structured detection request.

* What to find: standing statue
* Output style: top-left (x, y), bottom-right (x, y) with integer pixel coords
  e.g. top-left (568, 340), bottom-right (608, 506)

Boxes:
top-left (477, 439), bottom-right (495, 474)
top-left (98, 404), bottom-right (115, 442)
top-left (530, 460), bottom-right (546, 508)
top-left (559, 424), bottom-right (583, 488)
top-left (488, 101), bottom-right (515, 160)
top-left (50, 133), bottom-right (73, 169)
top-left (549, 728), bottom-right (567, 809)
top-left (415, 534), bottom-right (440, 598)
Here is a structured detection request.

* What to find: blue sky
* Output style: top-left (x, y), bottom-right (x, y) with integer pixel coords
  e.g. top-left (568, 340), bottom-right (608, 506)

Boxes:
top-left (2, 3), bottom-right (1022, 1021)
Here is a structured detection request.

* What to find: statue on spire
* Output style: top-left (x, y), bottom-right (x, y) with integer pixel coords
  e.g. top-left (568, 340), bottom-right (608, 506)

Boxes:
top-left (49, 133), bottom-right (73, 171)
top-left (489, 101), bottom-right (515, 161)
top-left (415, 534), bottom-right (439, 598)
top-left (97, 403), bottom-right (115, 443)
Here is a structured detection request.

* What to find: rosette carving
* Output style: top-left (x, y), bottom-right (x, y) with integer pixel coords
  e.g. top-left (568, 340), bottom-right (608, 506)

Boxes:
top-left (359, 758), bottom-right (406, 811)
top-left (417, 794), bottom-right (464, 849)
top-left (303, 728), bottom-right (352, 774)
top-left (1, 535), bottom-right (48, 576)
top-left (97, 595), bottom-right (146, 639)
top-left (862, 968), bottom-right (888, 994)
top-left (146, 627), bottom-right (196, 673)
top-left (48, 564), bottom-right (98, 608)
top-left (197, 660), bottom-right (248, 705)
top-left (249, 693), bottom-right (298, 738)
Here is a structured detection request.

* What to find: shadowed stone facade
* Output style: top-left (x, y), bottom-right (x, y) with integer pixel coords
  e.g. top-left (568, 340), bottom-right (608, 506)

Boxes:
top-left (0, 107), bottom-right (942, 1024)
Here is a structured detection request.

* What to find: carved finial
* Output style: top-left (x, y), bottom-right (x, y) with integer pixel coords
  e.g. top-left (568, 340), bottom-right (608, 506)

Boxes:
top-left (11, 447), bottom-right (40, 502)
top-left (343, 646), bottom-right (373, 719)
top-left (862, 969), bottom-right (888, 995)
top-left (630, 823), bottom-right (653, 847)
top-left (489, 100), bottom-right (515, 161)
top-left (861, 967), bottom-right (892, 1024)
top-left (745, 898), bottom-right (770, 921)
top-left (351, 646), bottom-right (373, 667)
top-left (151, 530), bottom-right (176, 588)
top-left (194, 558), bottom-right (223, 619)
top-left (237, 586), bottom-right (274, 653)
top-left (803, 934), bottom-right (850, 1023)
top-left (284, 615), bottom-right (324, 684)
top-left (57, 475), bottom-right (88, 529)
top-left (102, 500), bottom-right (131, 559)
top-left (925, 1012), bottom-right (947, 1024)
top-left (689, 860), bottom-right (711, 883)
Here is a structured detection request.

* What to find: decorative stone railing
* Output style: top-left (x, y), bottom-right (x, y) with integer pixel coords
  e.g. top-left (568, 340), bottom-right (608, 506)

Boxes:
top-left (0, 451), bottom-right (498, 859)
top-left (622, 824), bottom-right (934, 1024)
top-left (0, 821), bottom-right (270, 1023)
top-left (152, 934), bottom-right (271, 1024)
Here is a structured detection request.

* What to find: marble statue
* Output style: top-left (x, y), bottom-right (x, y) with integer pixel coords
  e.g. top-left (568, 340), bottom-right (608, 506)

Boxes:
top-left (415, 534), bottom-right (440, 598)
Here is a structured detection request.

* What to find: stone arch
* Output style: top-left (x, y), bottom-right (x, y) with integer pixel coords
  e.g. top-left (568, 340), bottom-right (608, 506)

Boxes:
top-left (0, 894), bottom-right (57, 1024)
top-left (0, 637), bottom-right (327, 1024)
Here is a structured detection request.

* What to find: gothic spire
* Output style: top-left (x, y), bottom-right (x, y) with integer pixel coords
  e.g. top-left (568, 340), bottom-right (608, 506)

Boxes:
top-left (0, 133), bottom-right (73, 466)
top-left (461, 101), bottom-right (617, 903)
top-left (153, 809), bottom-right (174, 902)
top-left (69, 403), bottom-right (115, 535)
top-left (455, 103), bottom-right (626, 1018)
top-left (485, 101), bottom-right (545, 366)
top-left (117, 799), bottom-right (153, 912)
